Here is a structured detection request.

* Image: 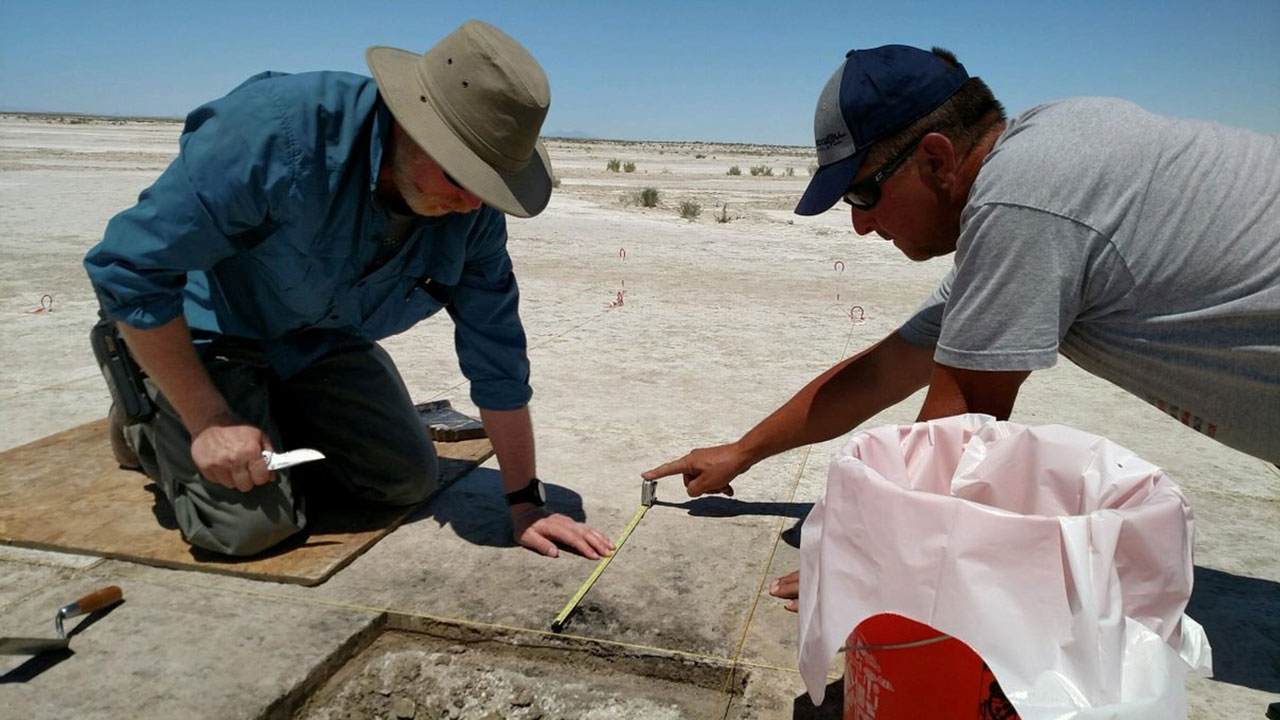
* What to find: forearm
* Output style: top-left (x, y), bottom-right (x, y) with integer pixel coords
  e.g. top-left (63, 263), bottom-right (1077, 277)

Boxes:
top-left (115, 317), bottom-right (231, 435)
top-left (737, 332), bottom-right (934, 464)
top-left (478, 405), bottom-right (536, 494)
top-left (916, 364), bottom-right (1030, 422)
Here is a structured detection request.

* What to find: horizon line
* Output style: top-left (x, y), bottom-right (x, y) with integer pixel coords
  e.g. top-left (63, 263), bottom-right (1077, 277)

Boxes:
top-left (0, 110), bottom-right (812, 150)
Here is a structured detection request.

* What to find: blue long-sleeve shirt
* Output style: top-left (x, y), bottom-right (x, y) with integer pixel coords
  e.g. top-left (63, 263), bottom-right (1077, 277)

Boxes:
top-left (84, 71), bottom-right (532, 409)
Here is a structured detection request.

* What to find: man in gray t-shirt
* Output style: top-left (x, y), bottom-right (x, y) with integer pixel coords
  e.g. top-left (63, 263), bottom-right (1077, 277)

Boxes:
top-left (643, 43), bottom-right (1278, 607)
top-left (899, 96), bottom-right (1280, 463)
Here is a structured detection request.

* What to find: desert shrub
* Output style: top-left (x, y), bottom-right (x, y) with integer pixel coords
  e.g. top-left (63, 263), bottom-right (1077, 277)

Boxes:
top-left (749, 165), bottom-right (773, 176)
top-left (606, 158), bottom-right (621, 172)
top-left (551, 175), bottom-right (562, 188)
top-left (639, 187), bottom-right (659, 208)
top-left (726, 165), bottom-right (741, 176)
top-left (679, 200), bottom-right (702, 220)
top-left (715, 203), bottom-right (731, 223)
top-left (623, 161), bottom-right (636, 173)
top-left (695, 153), bottom-right (706, 159)
top-left (784, 167), bottom-right (795, 177)
top-left (808, 163), bottom-right (819, 176)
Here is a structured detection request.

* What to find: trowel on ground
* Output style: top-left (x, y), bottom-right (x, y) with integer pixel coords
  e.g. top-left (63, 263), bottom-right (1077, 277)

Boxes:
top-left (0, 585), bottom-right (123, 655)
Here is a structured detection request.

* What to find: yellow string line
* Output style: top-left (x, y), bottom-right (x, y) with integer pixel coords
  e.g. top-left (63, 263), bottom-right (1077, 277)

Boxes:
top-left (715, 442), bottom-right (815, 716)
top-left (93, 571), bottom-right (804, 676)
top-left (715, 319), bottom-right (861, 715)
top-left (426, 301), bottom-right (617, 402)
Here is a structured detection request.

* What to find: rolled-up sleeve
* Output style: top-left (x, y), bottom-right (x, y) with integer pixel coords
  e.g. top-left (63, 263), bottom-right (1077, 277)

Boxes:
top-left (447, 210), bottom-right (532, 410)
top-left (84, 78), bottom-right (296, 328)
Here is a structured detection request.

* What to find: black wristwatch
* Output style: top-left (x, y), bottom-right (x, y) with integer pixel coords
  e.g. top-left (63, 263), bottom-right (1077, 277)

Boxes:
top-left (505, 477), bottom-right (547, 507)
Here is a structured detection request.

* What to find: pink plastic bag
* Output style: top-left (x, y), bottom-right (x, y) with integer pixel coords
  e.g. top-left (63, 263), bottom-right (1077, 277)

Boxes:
top-left (797, 414), bottom-right (1212, 718)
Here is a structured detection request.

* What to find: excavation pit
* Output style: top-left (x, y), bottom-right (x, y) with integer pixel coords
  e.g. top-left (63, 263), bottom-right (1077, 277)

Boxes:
top-left (297, 623), bottom-right (748, 719)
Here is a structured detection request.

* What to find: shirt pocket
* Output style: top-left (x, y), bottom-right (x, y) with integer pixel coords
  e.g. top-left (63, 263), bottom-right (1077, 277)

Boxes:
top-left (353, 275), bottom-right (448, 340)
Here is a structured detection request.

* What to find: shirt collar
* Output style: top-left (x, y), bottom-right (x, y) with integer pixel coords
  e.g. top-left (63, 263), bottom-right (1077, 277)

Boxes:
top-left (368, 99), bottom-right (393, 198)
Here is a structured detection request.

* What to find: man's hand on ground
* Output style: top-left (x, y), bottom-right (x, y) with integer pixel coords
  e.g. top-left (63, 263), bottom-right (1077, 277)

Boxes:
top-left (769, 569), bottom-right (800, 612)
top-left (511, 505), bottom-right (615, 560)
top-left (641, 442), bottom-right (751, 497)
top-left (190, 415), bottom-right (274, 492)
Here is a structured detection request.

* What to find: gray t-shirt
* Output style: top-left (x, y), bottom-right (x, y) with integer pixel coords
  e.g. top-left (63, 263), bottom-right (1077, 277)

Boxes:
top-left (900, 97), bottom-right (1280, 463)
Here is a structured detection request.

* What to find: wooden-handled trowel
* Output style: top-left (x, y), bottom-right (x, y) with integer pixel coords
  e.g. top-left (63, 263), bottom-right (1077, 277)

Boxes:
top-left (0, 585), bottom-right (123, 655)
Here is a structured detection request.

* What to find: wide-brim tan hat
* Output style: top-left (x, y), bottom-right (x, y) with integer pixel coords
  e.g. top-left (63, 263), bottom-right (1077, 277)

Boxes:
top-left (366, 20), bottom-right (553, 218)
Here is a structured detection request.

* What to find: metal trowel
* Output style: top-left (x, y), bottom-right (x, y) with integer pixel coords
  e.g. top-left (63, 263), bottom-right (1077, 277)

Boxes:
top-left (0, 585), bottom-right (123, 655)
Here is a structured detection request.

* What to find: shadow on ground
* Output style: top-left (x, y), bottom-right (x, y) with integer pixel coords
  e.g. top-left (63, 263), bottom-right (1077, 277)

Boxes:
top-left (792, 678), bottom-right (842, 719)
top-left (0, 600), bottom-right (126, 684)
top-left (660, 497), bottom-right (812, 549)
top-left (1186, 565), bottom-right (1280, 692)
top-left (141, 465), bottom-right (597, 562)
top-left (409, 468), bottom-right (591, 551)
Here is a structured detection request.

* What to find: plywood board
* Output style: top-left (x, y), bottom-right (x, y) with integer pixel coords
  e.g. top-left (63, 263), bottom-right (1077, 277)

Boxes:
top-left (0, 419), bottom-right (493, 586)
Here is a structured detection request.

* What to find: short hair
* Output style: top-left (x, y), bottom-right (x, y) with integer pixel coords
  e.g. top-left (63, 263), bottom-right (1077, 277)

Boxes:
top-left (863, 47), bottom-right (1006, 167)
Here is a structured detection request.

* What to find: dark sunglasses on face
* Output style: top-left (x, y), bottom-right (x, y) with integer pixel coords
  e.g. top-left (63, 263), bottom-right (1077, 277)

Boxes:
top-left (842, 126), bottom-right (944, 211)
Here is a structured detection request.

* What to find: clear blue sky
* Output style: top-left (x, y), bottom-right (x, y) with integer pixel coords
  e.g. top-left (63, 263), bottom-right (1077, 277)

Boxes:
top-left (2, 0), bottom-right (1277, 145)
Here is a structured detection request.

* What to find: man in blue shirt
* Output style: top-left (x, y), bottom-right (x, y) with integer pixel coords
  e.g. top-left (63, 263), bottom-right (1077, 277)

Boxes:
top-left (84, 20), bottom-right (614, 559)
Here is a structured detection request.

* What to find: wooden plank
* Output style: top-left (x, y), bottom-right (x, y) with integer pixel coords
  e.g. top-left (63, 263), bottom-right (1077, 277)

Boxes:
top-left (0, 419), bottom-right (493, 586)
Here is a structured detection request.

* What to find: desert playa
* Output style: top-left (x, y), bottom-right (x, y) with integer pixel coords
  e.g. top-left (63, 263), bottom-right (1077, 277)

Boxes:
top-left (1, 113), bottom-right (1276, 718)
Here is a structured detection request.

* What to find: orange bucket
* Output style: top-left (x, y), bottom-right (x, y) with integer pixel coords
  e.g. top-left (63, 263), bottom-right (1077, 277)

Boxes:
top-left (843, 613), bottom-right (1019, 719)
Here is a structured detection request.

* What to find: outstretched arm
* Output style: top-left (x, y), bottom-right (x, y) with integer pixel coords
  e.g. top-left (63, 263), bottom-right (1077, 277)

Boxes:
top-left (643, 331), bottom-right (936, 497)
top-left (767, 361), bottom-right (1032, 612)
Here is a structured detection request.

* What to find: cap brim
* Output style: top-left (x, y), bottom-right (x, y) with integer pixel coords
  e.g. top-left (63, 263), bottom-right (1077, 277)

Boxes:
top-left (794, 151), bottom-right (864, 216)
top-left (366, 46), bottom-right (552, 219)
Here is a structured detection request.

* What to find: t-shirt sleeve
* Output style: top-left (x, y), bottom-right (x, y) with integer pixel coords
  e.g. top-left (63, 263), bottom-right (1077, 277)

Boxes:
top-left (898, 268), bottom-right (952, 347)
top-left (935, 203), bottom-right (1103, 371)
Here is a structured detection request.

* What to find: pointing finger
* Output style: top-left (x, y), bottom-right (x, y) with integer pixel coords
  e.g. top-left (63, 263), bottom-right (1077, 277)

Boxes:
top-left (641, 457), bottom-right (691, 481)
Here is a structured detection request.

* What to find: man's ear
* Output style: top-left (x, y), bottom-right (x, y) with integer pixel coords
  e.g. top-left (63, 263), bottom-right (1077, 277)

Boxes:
top-left (919, 132), bottom-right (958, 189)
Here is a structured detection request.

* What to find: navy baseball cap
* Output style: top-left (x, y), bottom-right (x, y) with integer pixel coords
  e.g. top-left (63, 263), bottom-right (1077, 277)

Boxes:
top-left (795, 45), bottom-right (969, 216)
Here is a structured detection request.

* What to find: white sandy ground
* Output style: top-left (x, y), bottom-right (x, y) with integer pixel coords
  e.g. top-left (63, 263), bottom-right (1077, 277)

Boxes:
top-left (0, 114), bottom-right (1276, 718)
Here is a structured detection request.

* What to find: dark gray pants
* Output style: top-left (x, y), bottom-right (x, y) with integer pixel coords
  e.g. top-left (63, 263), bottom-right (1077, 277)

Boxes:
top-left (125, 337), bottom-right (438, 556)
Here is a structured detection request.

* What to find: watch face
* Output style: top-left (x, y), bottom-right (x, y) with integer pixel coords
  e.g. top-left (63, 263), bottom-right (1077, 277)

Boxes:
top-left (534, 479), bottom-right (547, 504)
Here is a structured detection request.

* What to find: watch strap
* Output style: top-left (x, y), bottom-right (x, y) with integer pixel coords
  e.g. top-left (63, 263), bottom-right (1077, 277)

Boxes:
top-left (505, 477), bottom-right (546, 507)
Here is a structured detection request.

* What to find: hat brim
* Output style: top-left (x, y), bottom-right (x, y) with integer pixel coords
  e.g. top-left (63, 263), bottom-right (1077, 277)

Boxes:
top-left (794, 150), bottom-right (865, 216)
top-left (366, 46), bottom-right (552, 219)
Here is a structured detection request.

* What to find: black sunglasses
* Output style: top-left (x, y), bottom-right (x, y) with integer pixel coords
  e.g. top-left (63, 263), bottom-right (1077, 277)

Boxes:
top-left (842, 126), bottom-right (943, 211)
